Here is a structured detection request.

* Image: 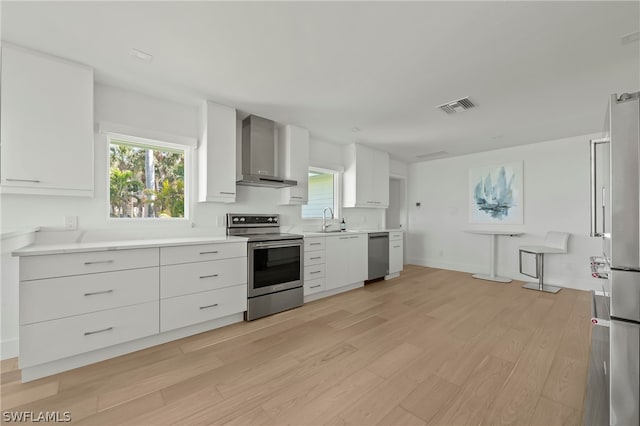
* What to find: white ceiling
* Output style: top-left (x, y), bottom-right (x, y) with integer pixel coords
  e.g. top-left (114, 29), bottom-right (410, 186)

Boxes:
top-left (2, 1), bottom-right (639, 162)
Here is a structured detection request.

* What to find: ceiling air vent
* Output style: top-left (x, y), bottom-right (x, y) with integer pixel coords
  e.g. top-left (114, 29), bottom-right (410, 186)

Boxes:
top-left (437, 97), bottom-right (475, 114)
top-left (416, 150), bottom-right (448, 160)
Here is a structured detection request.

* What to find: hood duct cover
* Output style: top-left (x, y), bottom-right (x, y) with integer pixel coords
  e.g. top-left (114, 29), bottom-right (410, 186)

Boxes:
top-left (236, 115), bottom-right (297, 188)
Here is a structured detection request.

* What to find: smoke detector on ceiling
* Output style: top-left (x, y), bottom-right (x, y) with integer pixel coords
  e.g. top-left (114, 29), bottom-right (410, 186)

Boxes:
top-left (437, 97), bottom-right (475, 114)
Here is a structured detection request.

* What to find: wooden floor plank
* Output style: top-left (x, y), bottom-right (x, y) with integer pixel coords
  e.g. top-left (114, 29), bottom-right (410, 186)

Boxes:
top-left (0, 266), bottom-right (592, 426)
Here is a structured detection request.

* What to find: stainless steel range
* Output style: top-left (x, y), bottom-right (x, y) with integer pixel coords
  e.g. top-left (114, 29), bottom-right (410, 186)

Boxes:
top-left (227, 213), bottom-right (304, 321)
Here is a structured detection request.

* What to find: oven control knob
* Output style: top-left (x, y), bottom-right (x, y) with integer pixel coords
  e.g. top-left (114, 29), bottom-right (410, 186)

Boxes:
top-left (267, 217), bottom-right (273, 222)
top-left (273, 217), bottom-right (278, 222)
top-left (239, 217), bottom-right (245, 222)
top-left (232, 217), bottom-right (239, 222)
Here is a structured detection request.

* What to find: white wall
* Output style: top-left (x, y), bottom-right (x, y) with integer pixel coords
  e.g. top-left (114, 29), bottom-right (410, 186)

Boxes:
top-left (407, 133), bottom-right (603, 291)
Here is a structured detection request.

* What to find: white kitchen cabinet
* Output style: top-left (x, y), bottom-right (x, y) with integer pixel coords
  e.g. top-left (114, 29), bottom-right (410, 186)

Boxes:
top-left (160, 285), bottom-right (247, 332)
top-left (303, 237), bottom-right (326, 297)
top-left (325, 234), bottom-right (368, 290)
top-left (0, 45), bottom-right (94, 197)
top-left (15, 238), bottom-right (248, 381)
top-left (18, 249), bottom-right (160, 369)
top-left (20, 302), bottom-right (159, 368)
top-left (387, 231), bottom-right (404, 278)
top-left (279, 125), bottom-right (309, 205)
top-left (343, 144), bottom-right (389, 208)
top-left (198, 100), bottom-right (237, 203)
top-left (160, 242), bottom-right (247, 331)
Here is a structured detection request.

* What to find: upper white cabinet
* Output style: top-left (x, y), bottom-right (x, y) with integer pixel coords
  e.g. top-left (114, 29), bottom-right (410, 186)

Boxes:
top-left (198, 101), bottom-right (236, 203)
top-left (278, 125), bottom-right (309, 205)
top-left (0, 45), bottom-right (94, 197)
top-left (343, 144), bottom-right (389, 208)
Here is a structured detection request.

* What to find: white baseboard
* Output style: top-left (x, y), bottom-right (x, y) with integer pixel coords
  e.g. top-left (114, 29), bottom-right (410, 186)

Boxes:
top-left (304, 282), bottom-right (364, 303)
top-left (1, 338), bottom-right (18, 360)
top-left (406, 257), bottom-right (482, 274)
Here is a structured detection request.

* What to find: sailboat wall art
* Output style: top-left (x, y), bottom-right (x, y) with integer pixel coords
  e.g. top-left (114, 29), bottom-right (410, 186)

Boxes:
top-left (468, 161), bottom-right (523, 224)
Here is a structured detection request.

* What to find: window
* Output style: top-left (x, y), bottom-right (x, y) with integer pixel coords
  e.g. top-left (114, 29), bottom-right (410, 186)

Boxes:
top-left (108, 135), bottom-right (188, 219)
top-left (301, 167), bottom-right (340, 219)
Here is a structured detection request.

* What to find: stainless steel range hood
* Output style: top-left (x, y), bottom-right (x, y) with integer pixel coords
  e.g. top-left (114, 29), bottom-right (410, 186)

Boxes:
top-left (236, 115), bottom-right (297, 188)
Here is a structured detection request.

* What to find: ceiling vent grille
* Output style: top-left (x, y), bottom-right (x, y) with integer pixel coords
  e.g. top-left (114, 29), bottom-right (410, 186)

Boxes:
top-left (437, 97), bottom-right (475, 114)
top-left (416, 150), bottom-right (448, 160)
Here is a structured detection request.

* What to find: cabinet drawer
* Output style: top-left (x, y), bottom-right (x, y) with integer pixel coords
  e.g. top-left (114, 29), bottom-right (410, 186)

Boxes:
top-left (304, 264), bottom-right (325, 281)
top-left (160, 242), bottom-right (245, 265)
top-left (20, 248), bottom-right (159, 281)
top-left (20, 267), bottom-right (159, 325)
top-left (161, 257), bottom-right (247, 299)
top-left (20, 301), bottom-right (159, 368)
top-left (389, 232), bottom-right (403, 241)
top-left (304, 250), bottom-right (325, 266)
top-left (160, 285), bottom-right (247, 332)
top-left (304, 238), bottom-right (325, 251)
top-left (304, 278), bottom-right (325, 296)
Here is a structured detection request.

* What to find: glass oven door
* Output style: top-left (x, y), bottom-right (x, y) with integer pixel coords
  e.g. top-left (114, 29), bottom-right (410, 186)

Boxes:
top-left (248, 239), bottom-right (303, 298)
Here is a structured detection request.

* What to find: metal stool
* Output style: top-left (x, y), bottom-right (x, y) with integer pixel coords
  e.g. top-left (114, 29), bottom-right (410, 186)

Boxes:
top-left (518, 231), bottom-right (570, 294)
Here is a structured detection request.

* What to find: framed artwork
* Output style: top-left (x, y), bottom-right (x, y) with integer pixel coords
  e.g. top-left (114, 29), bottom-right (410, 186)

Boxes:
top-left (469, 161), bottom-right (523, 224)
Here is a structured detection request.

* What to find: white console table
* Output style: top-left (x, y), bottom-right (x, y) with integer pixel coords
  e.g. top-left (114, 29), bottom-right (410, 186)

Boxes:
top-left (465, 230), bottom-right (524, 283)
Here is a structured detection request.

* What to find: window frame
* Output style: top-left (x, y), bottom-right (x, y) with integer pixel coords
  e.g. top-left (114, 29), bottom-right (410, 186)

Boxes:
top-left (302, 165), bottom-right (342, 220)
top-left (106, 133), bottom-right (191, 221)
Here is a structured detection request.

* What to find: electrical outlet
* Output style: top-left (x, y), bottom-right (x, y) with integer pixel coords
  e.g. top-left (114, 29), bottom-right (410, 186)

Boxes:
top-left (65, 216), bottom-right (78, 230)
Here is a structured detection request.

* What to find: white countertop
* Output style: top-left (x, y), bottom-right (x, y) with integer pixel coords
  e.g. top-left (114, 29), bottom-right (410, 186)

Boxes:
top-left (1, 227), bottom-right (40, 240)
top-left (303, 229), bottom-right (403, 237)
top-left (13, 235), bottom-right (248, 257)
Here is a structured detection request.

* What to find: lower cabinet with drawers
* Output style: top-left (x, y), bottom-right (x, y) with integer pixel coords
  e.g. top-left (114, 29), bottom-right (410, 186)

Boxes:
top-left (15, 239), bottom-right (247, 382)
top-left (159, 244), bottom-right (247, 332)
top-left (303, 237), bottom-right (326, 298)
top-left (303, 233), bottom-right (368, 302)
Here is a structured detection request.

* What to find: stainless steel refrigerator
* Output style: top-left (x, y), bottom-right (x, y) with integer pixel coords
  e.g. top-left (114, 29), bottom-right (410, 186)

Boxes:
top-left (591, 91), bottom-right (640, 426)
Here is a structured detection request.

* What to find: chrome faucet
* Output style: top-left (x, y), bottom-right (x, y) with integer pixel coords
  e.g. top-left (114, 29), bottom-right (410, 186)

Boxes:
top-left (322, 207), bottom-right (334, 232)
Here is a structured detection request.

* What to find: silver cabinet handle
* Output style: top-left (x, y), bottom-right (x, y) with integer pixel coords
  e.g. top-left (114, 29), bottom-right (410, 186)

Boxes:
top-left (310, 270), bottom-right (322, 274)
top-left (291, 196), bottom-right (303, 199)
top-left (220, 191), bottom-right (235, 195)
top-left (310, 285), bottom-right (321, 289)
top-left (199, 303), bottom-right (219, 310)
top-left (6, 178), bottom-right (41, 183)
top-left (84, 326), bottom-right (113, 336)
top-left (340, 236), bottom-right (350, 240)
top-left (84, 260), bottom-right (114, 265)
top-left (199, 274), bottom-right (219, 279)
top-left (393, 245), bottom-right (401, 248)
top-left (200, 251), bottom-right (219, 255)
top-left (367, 200), bottom-right (381, 204)
top-left (309, 243), bottom-right (321, 246)
top-left (84, 289), bottom-right (114, 296)
top-left (310, 256), bottom-right (322, 260)
top-left (349, 236), bottom-right (359, 239)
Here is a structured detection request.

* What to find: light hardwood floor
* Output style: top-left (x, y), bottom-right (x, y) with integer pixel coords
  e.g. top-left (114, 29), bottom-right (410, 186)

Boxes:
top-left (1, 265), bottom-right (592, 425)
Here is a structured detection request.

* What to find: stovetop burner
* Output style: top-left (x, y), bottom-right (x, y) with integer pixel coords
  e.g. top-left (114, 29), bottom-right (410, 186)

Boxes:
top-left (226, 213), bottom-right (303, 242)
top-left (241, 233), bottom-right (303, 242)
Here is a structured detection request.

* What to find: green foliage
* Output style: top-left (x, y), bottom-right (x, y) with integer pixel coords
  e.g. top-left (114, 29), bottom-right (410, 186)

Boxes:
top-left (109, 142), bottom-right (185, 218)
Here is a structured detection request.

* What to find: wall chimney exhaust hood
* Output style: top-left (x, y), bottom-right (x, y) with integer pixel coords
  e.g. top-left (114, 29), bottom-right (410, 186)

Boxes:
top-left (236, 115), bottom-right (297, 188)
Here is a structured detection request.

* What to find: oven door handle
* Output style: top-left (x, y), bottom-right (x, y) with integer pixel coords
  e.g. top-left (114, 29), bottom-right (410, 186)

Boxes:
top-left (250, 240), bottom-right (303, 249)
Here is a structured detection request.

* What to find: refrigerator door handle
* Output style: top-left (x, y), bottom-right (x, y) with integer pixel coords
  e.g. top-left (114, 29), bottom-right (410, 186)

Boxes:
top-left (590, 138), bottom-right (610, 237)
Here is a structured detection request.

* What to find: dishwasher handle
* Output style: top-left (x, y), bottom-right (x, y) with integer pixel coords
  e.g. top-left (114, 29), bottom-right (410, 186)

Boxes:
top-left (369, 232), bottom-right (389, 239)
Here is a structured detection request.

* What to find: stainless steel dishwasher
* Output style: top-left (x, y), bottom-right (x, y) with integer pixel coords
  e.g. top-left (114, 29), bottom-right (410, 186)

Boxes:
top-left (368, 232), bottom-right (389, 280)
